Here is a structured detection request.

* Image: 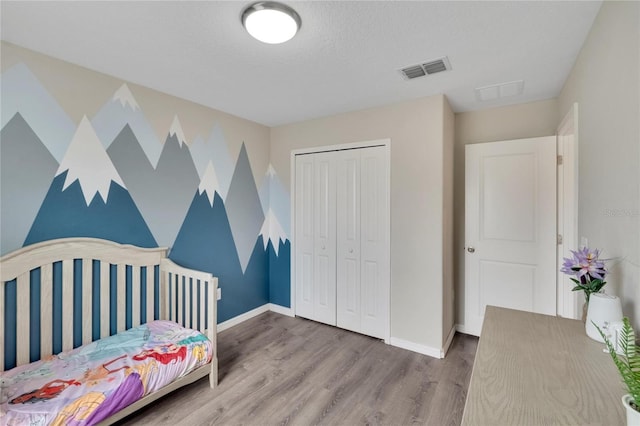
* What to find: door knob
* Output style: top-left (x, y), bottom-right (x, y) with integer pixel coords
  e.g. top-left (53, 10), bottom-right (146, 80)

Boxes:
top-left (467, 246), bottom-right (475, 253)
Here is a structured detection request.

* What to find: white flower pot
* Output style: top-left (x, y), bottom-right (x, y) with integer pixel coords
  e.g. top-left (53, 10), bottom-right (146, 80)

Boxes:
top-left (585, 293), bottom-right (623, 342)
top-left (623, 394), bottom-right (640, 426)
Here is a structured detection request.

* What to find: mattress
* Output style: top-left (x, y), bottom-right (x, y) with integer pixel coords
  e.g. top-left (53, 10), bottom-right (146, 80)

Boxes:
top-left (0, 320), bottom-right (213, 426)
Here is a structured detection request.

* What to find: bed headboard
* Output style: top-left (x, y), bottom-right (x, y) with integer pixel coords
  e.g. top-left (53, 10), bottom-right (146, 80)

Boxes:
top-left (0, 237), bottom-right (217, 372)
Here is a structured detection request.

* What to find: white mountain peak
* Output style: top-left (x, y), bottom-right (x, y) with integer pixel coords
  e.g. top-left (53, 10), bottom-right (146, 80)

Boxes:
top-left (266, 164), bottom-right (276, 177)
top-left (112, 83), bottom-right (139, 111)
top-left (56, 116), bottom-right (125, 205)
top-left (259, 209), bottom-right (287, 255)
top-left (198, 161), bottom-right (220, 207)
top-left (169, 115), bottom-right (187, 146)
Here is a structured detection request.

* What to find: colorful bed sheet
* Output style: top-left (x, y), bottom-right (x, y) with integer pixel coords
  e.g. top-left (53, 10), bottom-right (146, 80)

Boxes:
top-left (0, 320), bottom-right (212, 426)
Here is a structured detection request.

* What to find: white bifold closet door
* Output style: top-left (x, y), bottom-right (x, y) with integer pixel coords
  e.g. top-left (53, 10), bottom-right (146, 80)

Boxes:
top-left (295, 146), bottom-right (389, 339)
top-left (336, 147), bottom-right (388, 339)
top-left (295, 152), bottom-right (337, 326)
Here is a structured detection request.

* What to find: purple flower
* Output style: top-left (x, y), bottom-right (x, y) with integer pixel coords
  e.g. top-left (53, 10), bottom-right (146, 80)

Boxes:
top-left (562, 248), bottom-right (606, 281)
top-left (560, 247), bottom-right (608, 302)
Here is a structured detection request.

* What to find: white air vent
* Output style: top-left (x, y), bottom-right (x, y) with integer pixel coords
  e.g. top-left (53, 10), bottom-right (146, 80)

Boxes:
top-left (400, 57), bottom-right (451, 80)
top-left (475, 80), bottom-right (525, 102)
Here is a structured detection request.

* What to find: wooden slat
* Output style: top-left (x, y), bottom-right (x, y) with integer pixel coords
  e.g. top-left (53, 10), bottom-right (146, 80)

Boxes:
top-left (209, 277), bottom-right (218, 388)
top-left (40, 263), bottom-right (53, 358)
top-left (117, 264), bottom-right (126, 332)
top-left (82, 258), bottom-right (92, 345)
top-left (162, 271), bottom-right (170, 322)
top-left (198, 280), bottom-right (205, 333)
top-left (207, 278), bottom-right (216, 349)
top-left (172, 274), bottom-right (178, 323)
top-left (185, 278), bottom-right (192, 329)
top-left (100, 261), bottom-right (110, 338)
top-left (0, 280), bottom-right (4, 371)
top-left (132, 266), bottom-right (140, 327)
top-left (62, 259), bottom-right (73, 352)
top-left (145, 266), bottom-right (153, 323)
top-left (16, 272), bottom-right (30, 366)
top-left (177, 275), bottom-right (183, 327)
top-left (190, 279), bottom-right (198, 330)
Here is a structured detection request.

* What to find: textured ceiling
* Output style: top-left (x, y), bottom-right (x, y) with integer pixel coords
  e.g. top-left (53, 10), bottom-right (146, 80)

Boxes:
top-left (1, 1), bottom-right (602, 127)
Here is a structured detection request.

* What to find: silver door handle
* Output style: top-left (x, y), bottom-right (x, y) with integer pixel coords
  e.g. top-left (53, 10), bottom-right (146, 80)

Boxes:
top-left (467, 246), bottom-right (475, 253)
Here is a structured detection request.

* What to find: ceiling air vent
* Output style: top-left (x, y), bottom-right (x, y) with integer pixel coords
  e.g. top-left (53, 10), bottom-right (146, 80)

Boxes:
top-left (400, 57), bottom-right (451, 80)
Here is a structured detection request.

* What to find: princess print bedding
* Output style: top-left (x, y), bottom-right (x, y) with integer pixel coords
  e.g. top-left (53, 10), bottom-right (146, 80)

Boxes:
top-left (1, 320), bottom-right (212, 426)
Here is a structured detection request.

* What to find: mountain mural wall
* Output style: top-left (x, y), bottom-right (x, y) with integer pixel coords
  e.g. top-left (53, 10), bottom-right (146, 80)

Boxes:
top-left (92, 83), bottom-right (162, 168)
top-left (0, 56), bottom-right (291, 327)
top-left (25, 116), bottom-right (157, 247)
top-left (0, 112), bottom-right (58, 254)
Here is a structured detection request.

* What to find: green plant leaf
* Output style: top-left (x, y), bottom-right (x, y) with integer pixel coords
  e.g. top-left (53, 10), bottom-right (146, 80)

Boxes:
top-left (596, 318), bottom-right (640, 406)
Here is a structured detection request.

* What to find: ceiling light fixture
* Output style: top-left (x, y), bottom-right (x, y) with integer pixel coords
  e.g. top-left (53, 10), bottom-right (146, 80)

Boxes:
top-left (242, 2), bottom-right (301, 44)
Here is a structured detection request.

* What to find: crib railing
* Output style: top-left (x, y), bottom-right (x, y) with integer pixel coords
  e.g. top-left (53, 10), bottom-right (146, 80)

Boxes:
top-left (0, 238), bottom-right (217, 375)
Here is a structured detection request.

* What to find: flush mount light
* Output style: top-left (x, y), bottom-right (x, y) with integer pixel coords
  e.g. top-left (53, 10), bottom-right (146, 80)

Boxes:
top-left (242, 1), bottom-right (301, 44)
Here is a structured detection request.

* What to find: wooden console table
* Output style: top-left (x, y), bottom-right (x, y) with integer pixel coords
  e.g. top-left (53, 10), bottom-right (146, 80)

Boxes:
top-left (461, 306), bottom-right (626, 425)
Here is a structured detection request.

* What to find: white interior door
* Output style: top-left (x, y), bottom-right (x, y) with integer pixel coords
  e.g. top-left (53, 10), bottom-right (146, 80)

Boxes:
top-left (465, 136), bottom-right (557, 336)
top-left (356, 146), bottom-right (389, 339)
top-left (295, 154), bottom-right (315, 319)
top-left (335, 146), bottom-right (389, 339)
top-left (295, 152), bottom-right (336, 326)
top-left (336, 149), bottom-right (362, 332)
top-left (313, 152), bottom-right (337, 325)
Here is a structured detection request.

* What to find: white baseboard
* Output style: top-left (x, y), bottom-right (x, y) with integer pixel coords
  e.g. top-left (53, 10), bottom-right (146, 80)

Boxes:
top-left (442, 326), bottom-right (456, 357)
top-left (455, 323), bottom-right (479, 336)
top-left (217, 304), bottom-right (270, 332)
top-left (268, 303), bottom-right (294, 317)
top-left (390, 327), bottom-right (458, 359)
top-left (220, 306), bottom-right (452, 359)
top-left (389, 337), bottom-right (444, 359)
top-left (217, 303), bottom-right (295, 332)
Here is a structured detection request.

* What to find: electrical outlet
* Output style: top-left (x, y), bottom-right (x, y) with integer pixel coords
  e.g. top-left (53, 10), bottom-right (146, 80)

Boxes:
top-left (217, 288), bottom-right (222, 300)
top-left (580, 236), bottom-right (588, 248)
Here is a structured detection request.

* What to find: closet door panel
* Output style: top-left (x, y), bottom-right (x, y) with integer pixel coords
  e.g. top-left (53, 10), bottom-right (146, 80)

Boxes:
top-left (295, 156), bottom-right (315, 320)
top-left (313, 153), bottom-right (336, 325)
top-left (295, 144), bottom-right (389, 340)
top-left (336, 151), bottom-right (362, 332)
top-left (359, 146), bottom-right (389, 339)
top-left (362, 260), bottom-right (379, 318)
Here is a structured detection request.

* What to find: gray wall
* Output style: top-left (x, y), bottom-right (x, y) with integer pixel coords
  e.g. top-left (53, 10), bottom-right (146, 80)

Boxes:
top-left (453, 99), bottom-right (559, 327)
top-left (271, 95), bottom-right (453, 352)
top-left (558, 0), bottom-right (640, 329)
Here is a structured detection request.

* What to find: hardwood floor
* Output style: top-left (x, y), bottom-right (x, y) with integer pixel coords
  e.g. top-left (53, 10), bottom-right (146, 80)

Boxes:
top-left (119, 312), bottom-right (478, 426)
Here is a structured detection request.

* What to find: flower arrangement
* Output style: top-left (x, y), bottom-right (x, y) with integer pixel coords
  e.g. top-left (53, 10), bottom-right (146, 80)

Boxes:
top-left (560, 247), bottom-right (607, 303)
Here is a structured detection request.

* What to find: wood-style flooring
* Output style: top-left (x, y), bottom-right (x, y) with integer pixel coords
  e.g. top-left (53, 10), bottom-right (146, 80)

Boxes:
top-left (119, 312), bottom-right (478, 426)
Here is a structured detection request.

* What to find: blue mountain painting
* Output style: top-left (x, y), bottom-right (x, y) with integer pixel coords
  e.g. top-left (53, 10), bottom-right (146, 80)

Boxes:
top-left (170, 190), bottom-right (268, 322)
top-left (24, 172), bottom-right (157, 247)
top-left (1, 112), bottom-right (59, 255)
top-left (241, 237), bottom-right (269, 315)
top-left (268, 239), bottom-right (291, 308)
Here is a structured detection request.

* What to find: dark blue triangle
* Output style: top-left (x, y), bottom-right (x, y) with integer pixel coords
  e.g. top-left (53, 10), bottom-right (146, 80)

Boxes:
top-left (24, 172), bottom-right (157, 247)
top-left (269, 239), bottom-right (291, 308)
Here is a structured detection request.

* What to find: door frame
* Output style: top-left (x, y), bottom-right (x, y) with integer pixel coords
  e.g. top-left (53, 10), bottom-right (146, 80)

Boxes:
top-left (290, 138), bottom-right (391, 342)
top-left (556, 103), bottom-right (580, 319)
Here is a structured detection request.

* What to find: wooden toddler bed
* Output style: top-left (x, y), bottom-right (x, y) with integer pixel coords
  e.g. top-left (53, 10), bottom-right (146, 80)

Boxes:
top-left (0, 237), bottom-right (218, 425)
